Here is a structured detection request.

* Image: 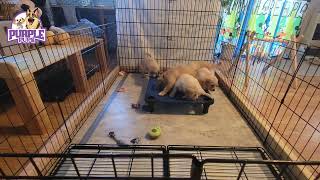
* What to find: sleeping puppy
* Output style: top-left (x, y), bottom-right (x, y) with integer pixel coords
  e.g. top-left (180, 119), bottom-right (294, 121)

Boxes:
top-left (169, 74), bottom-right (213, 100)
top-left (158, 61), bottom-right (215, 96)
top-left (196, 67), bottom-right (219, 91)
top-left (140, 53), bottom-right (160, 77)
top-left (189, 61), bottom-right (216, 71)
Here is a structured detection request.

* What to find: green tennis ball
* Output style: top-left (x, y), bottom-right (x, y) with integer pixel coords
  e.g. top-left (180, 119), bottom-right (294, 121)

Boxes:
top-left (148, 127), bottom-right (161, 139)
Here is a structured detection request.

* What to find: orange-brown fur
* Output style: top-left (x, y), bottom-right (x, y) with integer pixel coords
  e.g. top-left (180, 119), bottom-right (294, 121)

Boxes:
top-left (196, 67), bottom-right (218, 91)
top-left (158, 61), bottom-right (215, 96)
top-left (140, 53), bottom-right (160, 77)
top-left (169, 74), bottom-right (213, 100)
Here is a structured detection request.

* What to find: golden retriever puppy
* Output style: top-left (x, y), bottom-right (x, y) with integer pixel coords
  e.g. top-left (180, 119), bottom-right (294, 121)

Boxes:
top-left (140, 53), bottom-right (160, 77)
top-left (189, 61), bottom-right (216, 71)
top-left (158, 61), bottom-right (215, 96)
top-left (169, 74), bottom-right (213, 100)
top-left (196, 67), bottom-right (219, 91)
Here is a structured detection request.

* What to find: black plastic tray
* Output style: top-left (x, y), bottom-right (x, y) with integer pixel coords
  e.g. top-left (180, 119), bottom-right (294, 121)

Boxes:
top-left (144, 77), bottom-right (214, 114)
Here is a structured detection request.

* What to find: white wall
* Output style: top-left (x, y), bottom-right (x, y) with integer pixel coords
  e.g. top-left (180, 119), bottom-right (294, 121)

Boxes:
top-left (300, 0), bottom-right (320, 46)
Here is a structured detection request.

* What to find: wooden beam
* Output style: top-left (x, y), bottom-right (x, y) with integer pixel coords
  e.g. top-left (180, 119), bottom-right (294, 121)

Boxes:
top-left (95, 41), bottom-right (108, 74)
top-left (16, 66), bottom-right (120, 177)
top-left (290, 35), bottom-right (304, 89)
top-left (5, 74), bottom-right (50, 134)
top-left (67, 51), bottom-right (88, 92)
top-left (243, 31), bottom-right (255, 89)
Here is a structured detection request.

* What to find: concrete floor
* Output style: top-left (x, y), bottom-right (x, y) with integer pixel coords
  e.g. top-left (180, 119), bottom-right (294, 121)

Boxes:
top-left (72, 73), bottom-right (261, 147)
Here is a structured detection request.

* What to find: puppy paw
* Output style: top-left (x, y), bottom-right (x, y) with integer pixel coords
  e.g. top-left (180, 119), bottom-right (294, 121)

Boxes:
top-left (158, 91), bottom-right (166, 96)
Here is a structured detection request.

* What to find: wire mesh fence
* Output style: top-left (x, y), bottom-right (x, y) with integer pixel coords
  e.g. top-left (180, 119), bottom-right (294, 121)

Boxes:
top-left (116, 0), bottom-right (222, 72)
top-left (216, 30), bottom-right (320, 179)
top-left (85, 2), bottom-right (320, 179)
top-left (114, 0), bottom-right (320, 178)
top-left (0, 23), bottom-right (118, 176)
top-left (1, 145), bottom-right (320, 179)
top-left (0, 0), bottom-right (319, 179)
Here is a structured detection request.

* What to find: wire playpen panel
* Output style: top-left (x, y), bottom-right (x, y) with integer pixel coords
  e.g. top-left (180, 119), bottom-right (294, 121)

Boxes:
top-left (1, 144), bottom-right (319, 179)
top-left (0, 24), bottom-right (117, 176)
top-left (0, 0), bottom-right (319, 179)
top-left (217, 31), bottom-right (320, 178)
top-left (116, 0), bottom-right (222, 72)
top-left (116, 2), bottom-right (320, 177)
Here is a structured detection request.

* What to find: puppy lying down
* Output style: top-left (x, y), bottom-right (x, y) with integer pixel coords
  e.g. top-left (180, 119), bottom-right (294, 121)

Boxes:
top-left (159, 61), bottom-right (215, 96)
top-left (196, 67), bottom-right (219, 91)
top-left (169, 74), bottom-right (213, 100)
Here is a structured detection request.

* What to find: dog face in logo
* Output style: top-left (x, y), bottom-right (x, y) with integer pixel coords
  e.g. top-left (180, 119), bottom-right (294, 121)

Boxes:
top-left (13, 17), bottom-right (25, 29)
top-left (26, 8), bottom-right (41, 29)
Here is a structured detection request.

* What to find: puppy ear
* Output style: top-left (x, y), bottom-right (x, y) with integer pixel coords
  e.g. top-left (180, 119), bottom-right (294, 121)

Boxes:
top-left (33, 7), bottom-right (42, 17)
top-left (198, 80), bottom-right (204, 88)
top-left (207, 63), bottom-right (216, 71)
top-left (145, 53), bottom-right (152, 60)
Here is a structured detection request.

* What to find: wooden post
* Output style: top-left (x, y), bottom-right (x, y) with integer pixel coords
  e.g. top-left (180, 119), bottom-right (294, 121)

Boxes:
top-left (290, 37), bottom-right (298, 89)
top-left (67, 51), bottom-right (88, 92)
top-left (5, 74), bottom-right (50, 134)
top-left (261, 34), bottom-right (304, 75)
top-left (95, 41), bottom-right (108, 74)
top-left (290, 35), bottom-right (304, 89)
top-left (243, 31), bottom-right (255, 89)
top-left (262, 45), bottom-right (286, 74)
top-left (244, 44), bottom-right (250, 89)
